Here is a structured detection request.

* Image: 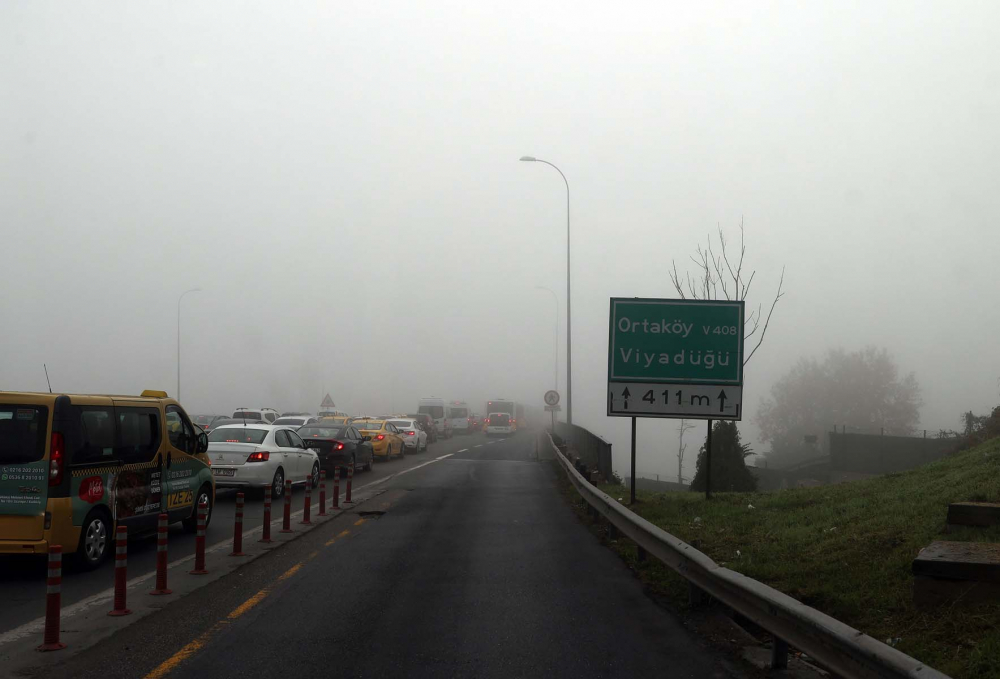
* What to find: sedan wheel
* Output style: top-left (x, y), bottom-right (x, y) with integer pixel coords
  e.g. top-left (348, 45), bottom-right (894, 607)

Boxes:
top-left (272, 468), bottom-right (285, 498)
top-left (312, 463), bottom-right (320, 488)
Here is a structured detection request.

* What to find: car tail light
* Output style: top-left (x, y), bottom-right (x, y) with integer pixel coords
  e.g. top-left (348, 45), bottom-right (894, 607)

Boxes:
top-left (376, 434), bottom-right (385, 441)
top-left (49, 432), bottom-right (65, 487)
top-left (407, 431), bottom-right (415, 436)
top-left (486, 418), bottom-right (490, 424)
top-left (334, 442), bottom-right (345, 451)
top-left (247, 451), bottom-right (270, 462)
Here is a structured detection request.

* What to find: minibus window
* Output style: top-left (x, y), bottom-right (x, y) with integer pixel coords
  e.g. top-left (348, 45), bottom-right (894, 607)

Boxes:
top-left (117, 408), bottom-right (160, 464)
top-left (0, 405), bottom-right (48, 464)
top-left (74, 408), bottom-right (117, 464)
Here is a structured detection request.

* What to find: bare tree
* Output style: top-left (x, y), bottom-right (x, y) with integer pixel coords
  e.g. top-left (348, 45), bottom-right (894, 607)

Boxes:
top-left (668, 219), bottom-right (785, 366)
top-left (676, 419), bottom-right (695, 485)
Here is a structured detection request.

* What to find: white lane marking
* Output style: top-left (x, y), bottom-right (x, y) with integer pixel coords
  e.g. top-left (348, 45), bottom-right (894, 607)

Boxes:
top-left (473, 444), bottom-right (482, 448)
top-left (436, 454), bottom-right (454, 460)
top-left (486, 441), bottom-right (495, 445)
top-left (457, 449), bottom-right (469, 453)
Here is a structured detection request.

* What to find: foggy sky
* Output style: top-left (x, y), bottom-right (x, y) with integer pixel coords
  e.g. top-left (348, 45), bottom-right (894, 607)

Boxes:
top-left (3, 2), bottom-right (999, 482)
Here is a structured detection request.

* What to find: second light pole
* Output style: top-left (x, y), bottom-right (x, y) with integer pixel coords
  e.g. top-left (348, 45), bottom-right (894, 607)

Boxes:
top-left (520, 155), bottom-right (572, 425)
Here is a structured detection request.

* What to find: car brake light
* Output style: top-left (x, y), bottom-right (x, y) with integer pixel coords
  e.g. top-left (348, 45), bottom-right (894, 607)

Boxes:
top-left (247, 451), bottom-right (270, 462)
top-left (49, 432), bottom-right (64, 487)
top-left (335, 442), bottom-right (345, 451)
top-left (376, 434), bottom-right (385, 440)
top-left (486, 418), bottom-right (490, 424)
top-left (407, 431), bottom-right (415, 436)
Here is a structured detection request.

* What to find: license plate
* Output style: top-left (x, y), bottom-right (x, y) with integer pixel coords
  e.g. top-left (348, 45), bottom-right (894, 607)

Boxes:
top-left (213, 468), bottom-right (236, 477)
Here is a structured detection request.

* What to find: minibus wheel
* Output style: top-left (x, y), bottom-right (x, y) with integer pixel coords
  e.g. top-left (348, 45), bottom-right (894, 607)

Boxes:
top-left (75, 509), bottom-right (112, 571)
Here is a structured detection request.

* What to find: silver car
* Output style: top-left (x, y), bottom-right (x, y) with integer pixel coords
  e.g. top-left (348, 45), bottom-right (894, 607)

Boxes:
top-left (207, 424), bottom-right (321, 497)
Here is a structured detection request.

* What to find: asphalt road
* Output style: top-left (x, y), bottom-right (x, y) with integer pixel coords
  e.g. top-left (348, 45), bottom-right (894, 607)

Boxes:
top-left (0, 432), bottom-right (472, 636)
top-left (34, 430), bottom-right (737, 679)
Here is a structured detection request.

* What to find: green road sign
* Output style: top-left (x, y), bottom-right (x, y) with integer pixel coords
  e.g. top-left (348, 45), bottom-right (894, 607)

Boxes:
top-left (608, 298), bottom-right (744, 385)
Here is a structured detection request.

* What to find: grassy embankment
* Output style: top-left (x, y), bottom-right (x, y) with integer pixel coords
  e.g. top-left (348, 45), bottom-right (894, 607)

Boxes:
top-left (591, 437), bottom-right (1000, 679)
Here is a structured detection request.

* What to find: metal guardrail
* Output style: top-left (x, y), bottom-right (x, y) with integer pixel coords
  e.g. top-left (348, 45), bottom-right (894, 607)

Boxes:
top-left (549, 433), bottom-right (950, 679)
top-left (554, 422), bottom-right (613, 482)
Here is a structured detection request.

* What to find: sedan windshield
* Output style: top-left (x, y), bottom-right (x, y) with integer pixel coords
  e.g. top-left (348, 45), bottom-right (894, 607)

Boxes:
top-left (298, 426), bottom-right (346, 439)
top-left (209, 428), bottom-right (268, 444)
top-left (353, 420), bottom-right (383, 430)
top-left (388, 420), bottom-right (413, 429)
top-left (233, 411), bottom-right (262, 420)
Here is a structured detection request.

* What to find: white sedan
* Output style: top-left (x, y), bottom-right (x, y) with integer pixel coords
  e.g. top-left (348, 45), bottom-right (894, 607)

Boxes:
top-left (387, 418), bottom-right (428, 452)
top-left (207, 424), bottom-right (320, 497)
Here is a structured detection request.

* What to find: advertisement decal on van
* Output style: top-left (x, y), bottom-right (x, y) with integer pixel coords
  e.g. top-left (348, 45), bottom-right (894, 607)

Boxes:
top-left (0, 461), bottom-right (47, 516)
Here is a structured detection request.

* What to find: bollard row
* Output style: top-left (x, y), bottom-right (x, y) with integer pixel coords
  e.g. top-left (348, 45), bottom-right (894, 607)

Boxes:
top-left (38, 472), bottom-right (358, 651)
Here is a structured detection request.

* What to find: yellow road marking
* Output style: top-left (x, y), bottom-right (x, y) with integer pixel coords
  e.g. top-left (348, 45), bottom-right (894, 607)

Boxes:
top-left (277, 563), bottom-right (303, 581)
top-left (227, 587), bottom-right (271, 620)
top-left (146, 517), bottom-right (370, 678)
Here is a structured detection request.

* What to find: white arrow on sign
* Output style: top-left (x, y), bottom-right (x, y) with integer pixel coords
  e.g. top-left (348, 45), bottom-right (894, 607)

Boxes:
top-left (607, 382), bottom-right (742, 420)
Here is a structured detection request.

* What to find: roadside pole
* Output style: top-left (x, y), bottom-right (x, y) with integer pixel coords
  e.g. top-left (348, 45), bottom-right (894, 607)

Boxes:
top-left (630, 416), bottom-right (637, 504)
top-left (705, 420), bottom-right (713, 500)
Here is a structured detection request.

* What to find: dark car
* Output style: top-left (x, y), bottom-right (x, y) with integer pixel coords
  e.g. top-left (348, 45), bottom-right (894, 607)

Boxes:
top-left (407, 413), bottom-right (438, 443)
top-left (297, 423), bottom-right (374, 474)
top-left (194, 414), bottom-right (231, 431)
top-left (204, 417), bottom-right (267, 431)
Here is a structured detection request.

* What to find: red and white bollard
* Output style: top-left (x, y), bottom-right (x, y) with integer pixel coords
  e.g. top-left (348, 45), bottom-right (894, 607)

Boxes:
top-left (108, 526), bottom-right (131, 616)
top-left (37, 544), bottom-right (66, 651)
top-left (190, 502), bottom-right (208, 574)
top-left (332, 466), bottom-right (341, 509)
top-left (149, 513), bottom-right (172, 595)
top-left (260, 486), bottom-right (273, 543)
top-left (300, 477), bottom-right (312, 525)
top-left (346, 462), bottom-right (353, 503)
top-left (280, 480), bottom-right (293, 533)
top-left (318, 470), bottom-right (327, 516)
top-left (230, 492), bottom-right (246, 556)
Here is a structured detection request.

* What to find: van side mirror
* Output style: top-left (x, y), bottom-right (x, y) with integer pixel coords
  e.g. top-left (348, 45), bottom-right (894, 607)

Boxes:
top-left (197, 431), bottom-right (209, 454)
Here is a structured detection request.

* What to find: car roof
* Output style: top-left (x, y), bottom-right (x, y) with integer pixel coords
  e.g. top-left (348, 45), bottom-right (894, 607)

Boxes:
top-left (214, 423), bottom-right (281, 430)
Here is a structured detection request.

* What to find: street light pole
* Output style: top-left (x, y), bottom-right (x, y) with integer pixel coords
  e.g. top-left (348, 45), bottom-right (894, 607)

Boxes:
top-left (177, 287), bottom-right (201, 402)
top-left (520, 156), bottom-right (572, 425)
top-left (534, 286), bottom-right (558, 394)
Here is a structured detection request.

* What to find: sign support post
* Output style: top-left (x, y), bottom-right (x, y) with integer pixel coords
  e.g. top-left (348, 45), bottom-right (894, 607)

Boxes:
top-left (630, 417), bottom-right (637, 504)
top-left (705, 419), bottom-right (713, 500)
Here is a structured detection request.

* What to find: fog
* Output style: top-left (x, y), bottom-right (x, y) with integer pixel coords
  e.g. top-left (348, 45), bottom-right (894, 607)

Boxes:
top-left (3, 2), bottom-right (999, 481)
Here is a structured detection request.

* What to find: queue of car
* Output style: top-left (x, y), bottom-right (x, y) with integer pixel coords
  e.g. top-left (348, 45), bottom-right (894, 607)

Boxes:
top-left (0, 390), bottom-right (493, 571)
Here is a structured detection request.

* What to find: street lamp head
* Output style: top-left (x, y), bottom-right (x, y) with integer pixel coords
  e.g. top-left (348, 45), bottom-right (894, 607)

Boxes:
top-left (519, 156), bottom-right (537, 162)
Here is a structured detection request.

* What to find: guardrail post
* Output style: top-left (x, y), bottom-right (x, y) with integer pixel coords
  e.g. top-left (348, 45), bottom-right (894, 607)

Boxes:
top-left (607, 522), bottom-right (619, 541)
top-left (37, 544), bottom-right (66, 651)
top-left (688, 582), bottom-right (704, 607)
top-left (346, 463), bottom-right (353, 503)
top-left (332, 466), bottom-right (341, 509)
top-left (771, 637), bottom-right (789, 669)
top-left (637, 545), bottom-right (647, 562)
top-left (260, 487), bottom-right (273, 543)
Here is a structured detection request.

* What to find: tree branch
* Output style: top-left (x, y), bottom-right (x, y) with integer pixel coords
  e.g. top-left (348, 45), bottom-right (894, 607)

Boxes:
top-left (743, 266), bottom-right (785, 366)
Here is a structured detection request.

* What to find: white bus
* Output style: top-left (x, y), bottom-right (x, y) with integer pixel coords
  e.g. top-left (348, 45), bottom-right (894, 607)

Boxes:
top-left (417, 397), bottom-right (451, 438)
top-left (447, 400), bottom-right (471, 435)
